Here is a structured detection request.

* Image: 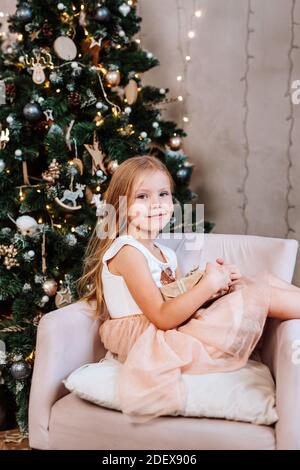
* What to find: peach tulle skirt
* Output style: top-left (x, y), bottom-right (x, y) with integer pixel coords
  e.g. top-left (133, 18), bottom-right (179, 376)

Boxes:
top-left (99, 272), bottom-right (272, 424)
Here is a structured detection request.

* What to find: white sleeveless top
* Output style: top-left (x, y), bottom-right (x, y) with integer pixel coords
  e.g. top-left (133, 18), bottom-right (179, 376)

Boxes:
top-left (102, 235), bottom-right (178, 319)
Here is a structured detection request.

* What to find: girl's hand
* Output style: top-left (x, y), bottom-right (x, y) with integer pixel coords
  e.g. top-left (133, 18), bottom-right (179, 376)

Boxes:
top-left (202, 261), bottom-right (232, 295)
top-left (216, 258), bottom-right (242, 284)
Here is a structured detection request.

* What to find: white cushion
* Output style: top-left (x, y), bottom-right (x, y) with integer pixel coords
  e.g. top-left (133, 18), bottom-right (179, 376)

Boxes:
top-left (63, 351), bottom-right (278, 425)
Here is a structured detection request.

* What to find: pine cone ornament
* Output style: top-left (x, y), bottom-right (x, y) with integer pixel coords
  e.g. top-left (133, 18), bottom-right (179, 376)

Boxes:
top-left (41, 23), bottom-right (54, 38)
top-left (5, 83), bottom-right (16, 103)
top-left (68, 91), bottom-right (81, 109)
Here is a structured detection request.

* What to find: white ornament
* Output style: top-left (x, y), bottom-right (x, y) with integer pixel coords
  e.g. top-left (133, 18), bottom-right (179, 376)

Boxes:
top-left (118, 30), bottom-right (125, 37)
top-left (152, 122), bottom-right (159, 128)
top-left (16, 215), bottom-right (39, 237)
top-left (41, 295), bottom-right (49, 303)
top-left (140, 131), bottom-right (147, 138)
top-left (19, 56), bottom-right (24, 63)
top-left (43, 109), bottom-right (54, 121)
top-left (57, 3), bottom-right (65, 10)
top-left (71, 61), bottom-right (78, 69)
top-left (124, 106), bottom-right (132, 114)
top-left (96, 101), bottom-right (103, 109)
top-left (147, 52), bottom-right (153, 59)
top-left (38, 97), bottom-right (45, 104)
top-left (0, 159), bottom-right (5, 172)
top-left (96, 169), bottom-right (103, 177)
top-left (119, 3), bottom-right (131, 16)
top-left (54, 36), bottom-right (77, 61)
top-left (23, 283), bottom-right (31, 292)
top-left (28, 250), bottom-right (35, 258)
top-left (159, 88), bottom-right (166, 94)
top-left (6, 115), bottom-right (14, 124)
top-left (15, 149), bottom-right (22, 157)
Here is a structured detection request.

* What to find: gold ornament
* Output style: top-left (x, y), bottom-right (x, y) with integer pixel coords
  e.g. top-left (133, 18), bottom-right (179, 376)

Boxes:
top-left (107, 160), bottom-right (119, 174)
top-left (169, 135), bottom-right (182, 150)
top-left (55, 285), bottom-right (72, 308)
top-left (125, 79), bottom-right (138, 105)
top-left (105, 69), bottom-right (121, 87)
top-left (0, 244), bottom-right (20, 270)
top-left (42, 159), bottom-right (61, 184)
top-left (84, 133), bottom-right (108, 175)
top-left (42, 278), bottom-right (58, 296)
top-left (24, 49), bottom-right (54, 85)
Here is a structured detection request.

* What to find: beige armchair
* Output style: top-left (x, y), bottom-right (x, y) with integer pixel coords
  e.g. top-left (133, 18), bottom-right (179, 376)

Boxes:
top-left (28, 232), bottom-right (300, 450)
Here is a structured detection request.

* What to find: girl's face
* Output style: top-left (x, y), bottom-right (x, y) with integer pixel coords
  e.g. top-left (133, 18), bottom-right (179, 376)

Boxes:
top-left (128, 170), bottom-right (174, 237)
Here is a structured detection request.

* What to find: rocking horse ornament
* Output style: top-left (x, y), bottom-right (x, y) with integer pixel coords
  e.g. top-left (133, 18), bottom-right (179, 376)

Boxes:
top-left (55, 177), bottom-right (86, 211)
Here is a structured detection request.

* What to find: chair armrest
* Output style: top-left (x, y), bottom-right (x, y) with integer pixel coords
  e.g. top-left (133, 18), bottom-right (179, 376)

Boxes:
top-left (261, 318), bottom-right (300, 450)
top-left (28, 299), bottom-right (105, 450)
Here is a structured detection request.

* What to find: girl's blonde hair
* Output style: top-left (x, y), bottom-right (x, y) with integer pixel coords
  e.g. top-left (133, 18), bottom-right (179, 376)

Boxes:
top-left (76, 155), bottom-right (175, 321)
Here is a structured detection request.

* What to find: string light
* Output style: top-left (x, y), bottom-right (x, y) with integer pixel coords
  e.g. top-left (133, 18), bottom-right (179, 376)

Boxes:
top-left (172, 0), bottom-right (203, 128)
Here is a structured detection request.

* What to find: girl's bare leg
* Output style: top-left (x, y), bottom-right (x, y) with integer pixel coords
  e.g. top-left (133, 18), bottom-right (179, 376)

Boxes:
top-left (268, 286), bottom-right (300, 320)
top-left (264, 271), bottom-right (300, 293)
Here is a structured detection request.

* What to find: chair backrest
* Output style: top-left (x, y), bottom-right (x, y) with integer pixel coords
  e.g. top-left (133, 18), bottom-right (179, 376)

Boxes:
top-left (157, 232), bottom-right (298, 282)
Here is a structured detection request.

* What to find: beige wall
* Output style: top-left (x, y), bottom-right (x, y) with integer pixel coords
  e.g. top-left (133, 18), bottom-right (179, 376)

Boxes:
top-left (1, 0), bottom-right (300, 283)
top-left (139, 0), bottom-right (300, 284)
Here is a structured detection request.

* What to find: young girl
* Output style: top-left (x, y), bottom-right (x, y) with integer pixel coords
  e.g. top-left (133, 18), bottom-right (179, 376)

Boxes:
top-left (77, 155), bottom-right (300, 424)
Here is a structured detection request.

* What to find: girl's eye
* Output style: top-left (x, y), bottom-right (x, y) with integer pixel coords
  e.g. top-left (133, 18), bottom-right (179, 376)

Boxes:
top-left (136, 191), bottom-right (170, 199)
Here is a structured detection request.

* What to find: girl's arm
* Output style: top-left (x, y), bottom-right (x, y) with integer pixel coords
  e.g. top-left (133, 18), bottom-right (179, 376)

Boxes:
top-left (114, 245), bottom-right (216, 331)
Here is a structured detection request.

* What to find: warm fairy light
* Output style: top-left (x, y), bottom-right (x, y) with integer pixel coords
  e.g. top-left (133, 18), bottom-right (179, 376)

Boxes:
top-left (68, 160), bottom-right (74, 165)
top-left (19, 190), bottom-right (24, 201)
top-left (71, 227), bottom-right (75, 232)
top-left (17, 34), bottom-right (23, 41)
top-left (177, 75), bottom-right (182, 81)
top-left (185, 55), bottom-right (191, 61)
top-left (38, 217), bottom-right (43, 224)
top-left (6, 169), bottom-right (10, 173)
top-left (37, 189), bottom-right (41, 193)
top-left (183, 116), bottom-right (189, 123)
top-left (135, 39), bottom-right (141, 44)
top-left (116, 45), bottom-right (121, 49)
top-left (96, 186), bottom-right (100, 192)
top-left (128, 0), bottom-right (133, 5)
top-left (178, 95), bottom-right (183, 101)
top-left (46, 205), bottom-right (51, 209)
top-left (72, 5), bottom-right (76, 11)
top-left (135, 73), bottom-right (140, 78)
top-left (188, 31), bottom-right (195, 38)
top-left (44, 80), bottom-right (50, 88)
top-left (56, 88), bottom-right (61, 93)
top-left (59, 280), bottom-right (63, 284)
top-left (80, 4), bottom-right (84, 10)
top-left (195, 10), bottom-right (202, 17)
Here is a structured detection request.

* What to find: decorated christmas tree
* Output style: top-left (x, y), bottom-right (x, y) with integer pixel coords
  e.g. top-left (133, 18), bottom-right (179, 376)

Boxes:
top-left (0, 0), bottom-right (213, 433)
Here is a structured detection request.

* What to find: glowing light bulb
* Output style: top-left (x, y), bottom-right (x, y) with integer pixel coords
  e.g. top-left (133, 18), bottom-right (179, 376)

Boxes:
top-left (195, 10), bottom-right (202, 18)
top-left (178, 95), bottom-right (183, 101)
top-left (177, 75), bottom-right (182, 81)
top-left (183, 116), bottom-right (189, 123)
top-left (185, 55), bottom-right (191, 62)
top-left (188, 31), bottom-right (195, 39)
